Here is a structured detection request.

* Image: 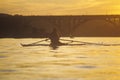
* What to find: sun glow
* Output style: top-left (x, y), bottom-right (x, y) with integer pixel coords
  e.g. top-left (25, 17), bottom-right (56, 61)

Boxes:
top-left (0, 0), bottom-right (120, 15)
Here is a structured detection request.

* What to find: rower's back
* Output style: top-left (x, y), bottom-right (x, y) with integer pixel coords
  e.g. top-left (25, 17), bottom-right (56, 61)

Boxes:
top-left (49, 28), bottom-right (61, 45)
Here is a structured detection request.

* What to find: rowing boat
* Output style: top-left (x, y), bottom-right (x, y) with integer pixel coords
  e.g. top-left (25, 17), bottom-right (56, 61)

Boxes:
top-left (20, 43), bottom-right (86, 47)
top-left (20, 39), bottom-right (120, 47)
top-left (20, 42), bottom-right (120, 47)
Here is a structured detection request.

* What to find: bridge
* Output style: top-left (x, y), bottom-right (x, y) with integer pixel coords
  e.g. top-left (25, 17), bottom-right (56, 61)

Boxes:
top-left (21, 15), bottom-right (120, 36)
top-left (44, 15), bottom-right (120, 36)
top-left (1, 14), bottom-right (120, 37)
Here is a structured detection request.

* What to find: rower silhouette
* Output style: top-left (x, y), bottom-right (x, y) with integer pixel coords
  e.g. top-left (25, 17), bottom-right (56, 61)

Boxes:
top-left (49, 28), bottom-right (63, 46)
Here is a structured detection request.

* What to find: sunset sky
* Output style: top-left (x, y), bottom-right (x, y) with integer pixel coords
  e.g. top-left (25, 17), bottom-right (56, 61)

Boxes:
top-left (0, 0), bottom-right (120, 15)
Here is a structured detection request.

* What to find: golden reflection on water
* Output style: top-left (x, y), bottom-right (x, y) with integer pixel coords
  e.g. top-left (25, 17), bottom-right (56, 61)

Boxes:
top-left (0, 37), bottom-right (120, 80)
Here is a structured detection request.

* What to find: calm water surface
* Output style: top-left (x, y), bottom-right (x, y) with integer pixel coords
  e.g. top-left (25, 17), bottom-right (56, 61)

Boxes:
top-left (0, 37), bottom-right (120, 80)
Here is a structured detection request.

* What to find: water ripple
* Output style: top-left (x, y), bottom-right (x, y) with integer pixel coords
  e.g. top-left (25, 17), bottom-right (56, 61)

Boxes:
top-left (76, 65), bottom-right (97, 69)
top-left (76, 56), bottom-right (88, 58)
top-left (0, 69), bottom-right (16, 72)
top-left (0, 52), bottom-right (8, 54)
top-left (0, 56), bottom-right (7, 58)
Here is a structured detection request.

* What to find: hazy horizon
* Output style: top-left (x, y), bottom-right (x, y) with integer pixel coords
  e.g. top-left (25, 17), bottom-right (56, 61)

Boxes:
top-left (0, 0), bottom-right (120, 15)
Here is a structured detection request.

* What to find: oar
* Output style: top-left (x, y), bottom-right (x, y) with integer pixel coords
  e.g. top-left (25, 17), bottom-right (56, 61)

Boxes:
top-left (61, 39), bottom-right (120, 46)
top-left (60, 39), bottom-right (103, 45)
top-left (28, 39), bottom-right (49, 45)
top-left (60, 39), bottom-right (89, 43)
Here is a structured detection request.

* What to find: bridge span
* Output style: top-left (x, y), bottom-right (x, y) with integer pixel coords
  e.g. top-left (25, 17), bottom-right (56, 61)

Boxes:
top-left (26, 15), bottom-right (120, 36)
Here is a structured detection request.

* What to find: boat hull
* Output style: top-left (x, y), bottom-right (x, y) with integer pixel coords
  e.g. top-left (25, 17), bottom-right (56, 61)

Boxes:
top-left (20, 43), bottom-right (85, 47)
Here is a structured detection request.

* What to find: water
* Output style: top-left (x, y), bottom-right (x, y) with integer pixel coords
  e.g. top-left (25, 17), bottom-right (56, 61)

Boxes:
top-left (0, 37), bottom-right (120, 80)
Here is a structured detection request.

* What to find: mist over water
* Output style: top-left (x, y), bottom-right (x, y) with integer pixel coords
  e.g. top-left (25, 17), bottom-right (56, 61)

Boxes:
top-left (0, 37), bottom-right (120, 80)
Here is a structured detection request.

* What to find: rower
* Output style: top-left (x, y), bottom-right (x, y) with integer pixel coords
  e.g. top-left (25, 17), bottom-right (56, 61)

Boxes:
top-left (48, 28), bottom-right (62, 46)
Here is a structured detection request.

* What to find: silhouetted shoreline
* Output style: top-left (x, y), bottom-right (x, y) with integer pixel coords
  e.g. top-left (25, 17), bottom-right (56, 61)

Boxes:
top-left (0, 13), bottom-right (120, 38)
